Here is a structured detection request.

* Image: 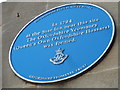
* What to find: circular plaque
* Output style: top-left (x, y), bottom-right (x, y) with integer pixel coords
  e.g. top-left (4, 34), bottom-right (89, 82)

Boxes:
top-left (9, 3), bottom-right (115, 83)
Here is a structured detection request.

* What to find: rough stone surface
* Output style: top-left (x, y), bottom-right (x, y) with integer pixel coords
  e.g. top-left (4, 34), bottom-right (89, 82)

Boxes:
top-left (2, 2), bottom-right (118, 88)
top-left (0, 3), bottom-right (2, 90)
top-left (6, 0), bottom-right (120, 2)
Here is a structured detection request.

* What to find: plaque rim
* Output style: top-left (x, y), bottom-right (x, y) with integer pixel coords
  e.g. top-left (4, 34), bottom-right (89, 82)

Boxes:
top-left (9, 3), bottom-right (115, 83)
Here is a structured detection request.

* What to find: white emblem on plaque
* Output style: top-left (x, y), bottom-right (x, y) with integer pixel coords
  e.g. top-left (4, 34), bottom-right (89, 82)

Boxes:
top-left (50, 48), bottom-right (68, 65)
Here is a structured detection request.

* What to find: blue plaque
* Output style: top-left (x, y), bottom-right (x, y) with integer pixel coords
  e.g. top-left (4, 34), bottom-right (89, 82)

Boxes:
top-left (9, 3), bottom-right (115, 83)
